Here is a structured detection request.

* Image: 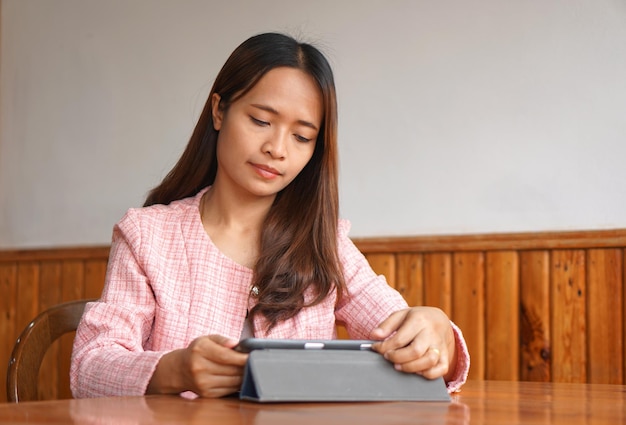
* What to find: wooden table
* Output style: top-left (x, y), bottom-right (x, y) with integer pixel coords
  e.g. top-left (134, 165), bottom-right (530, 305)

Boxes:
top-left (0, 380), bottom-right (624, 424)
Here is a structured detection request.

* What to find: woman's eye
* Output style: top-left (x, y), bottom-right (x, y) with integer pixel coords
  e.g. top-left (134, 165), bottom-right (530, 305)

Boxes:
top-left (294, 134), bottom-right (312, 143)
top-left (250, 116), bottom-right (269, 126)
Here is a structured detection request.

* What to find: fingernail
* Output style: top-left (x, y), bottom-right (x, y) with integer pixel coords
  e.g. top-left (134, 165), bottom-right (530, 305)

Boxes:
top-left (394, 364), bottom-right (402, 371)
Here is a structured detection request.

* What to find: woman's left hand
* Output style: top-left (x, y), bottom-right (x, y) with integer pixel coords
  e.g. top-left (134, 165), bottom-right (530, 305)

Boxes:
top-left (370, 307), bottom-right (457, 382)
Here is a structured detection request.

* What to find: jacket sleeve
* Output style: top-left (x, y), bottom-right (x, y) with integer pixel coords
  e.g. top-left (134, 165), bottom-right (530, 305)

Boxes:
top-left (334, 220), bottom-right (470, 393)
top-left (70, 209), bottom-right (168, 398)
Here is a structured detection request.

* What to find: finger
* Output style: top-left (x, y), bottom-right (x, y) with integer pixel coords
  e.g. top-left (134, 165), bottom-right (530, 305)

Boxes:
top-left (192, 368), bottom-right (245, 398)
top-left (394, 346), bottom-right (449, 378)
top-left (411, 353), bottom-right (450, 380)
top-left (376, 326), bottom-right (424, 355)
top-left (199, 361), bottom-right (246, 377)
top-left (382, 326), bottom-right (439, 363)
top-left (370, 308), bottom-right (409, 341)
top-left (187, 354), bottom-right (245, 382)
top-left (382, 332), bottom-right (426, 363)
top-left (195, 335), bottom-right (248, 367)
top-left (397, 358), bottom-right (449, 380)
top-left (195, 372), bottom-right (244, 392)
top-left (208, 334), bottom-right (240, 349)
top-left (374, 311), bottom-right (430, 354)
top-left (198, 385), bottom-right (242, 398)
top-left (419, 361), bottom-right (450, 380)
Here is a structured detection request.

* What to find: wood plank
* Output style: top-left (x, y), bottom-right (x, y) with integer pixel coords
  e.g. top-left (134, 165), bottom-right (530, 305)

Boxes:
top-left (39, 261), bottom-right (62, 308)
top-left (38, 262), bottom-right (63, 400)
top-left (61, 260), bottom-right (86, 302)
top-left (364, 254), bottom-right (396, 288)
top-left (0, 245), bottom-right (111, 262)
top-left (14, 262), bottom-right (40, 401)
top-left (586, 249), bottom-right (623, 384)
top-left (2, 227), bottom-right (625, 263)
top-left (2, 227), bottom-right (626, 262)
top-left (335, 324), bottom-right (349, 340)
top-left (485, 251), bottom-right (520, 381)
top-left (551, 250), bottom-right (586, 383)
top-left (423, 253), bottom-right (452, 316)
top-left (452, 252), bottom-right (485, 380)
top-left (0, 263), bottom-right (18, 402)
top-left (519, 251), bottom-right (551, 382)
top-left (84, 260), bottom-right (107, 299)
top-left (353, 228), bottom-right (626, 253)
top-left (58, 261), bottom-right (86, 399)
top-left (395, 254), bottom-right (423, 306)
top-left (15, 262), bottom-right (40, 337)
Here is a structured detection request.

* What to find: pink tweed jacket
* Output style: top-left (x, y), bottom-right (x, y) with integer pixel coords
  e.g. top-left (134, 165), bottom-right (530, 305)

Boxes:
top-left (70, 188), bottom-right (470, 398)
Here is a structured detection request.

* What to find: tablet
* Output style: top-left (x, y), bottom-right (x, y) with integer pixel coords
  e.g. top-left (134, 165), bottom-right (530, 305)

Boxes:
top-left (235, 338), bottom-right (377, 353)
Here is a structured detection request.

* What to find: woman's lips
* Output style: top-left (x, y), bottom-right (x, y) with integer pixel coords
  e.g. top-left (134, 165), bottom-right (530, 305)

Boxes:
top-left (251, 163), bottom-right (281, 179)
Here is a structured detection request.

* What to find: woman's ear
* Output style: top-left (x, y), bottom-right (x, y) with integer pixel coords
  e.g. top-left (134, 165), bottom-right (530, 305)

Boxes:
top-left (211, 93), bottom-right (223, 131)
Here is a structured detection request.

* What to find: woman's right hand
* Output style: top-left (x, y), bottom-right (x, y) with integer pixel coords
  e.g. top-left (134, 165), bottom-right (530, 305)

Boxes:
top-left (147, 334), bottom-right (249, 398)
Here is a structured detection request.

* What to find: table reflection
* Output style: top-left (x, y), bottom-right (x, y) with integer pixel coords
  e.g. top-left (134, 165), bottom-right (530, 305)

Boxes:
top-left (4, 381), bottom-right (623, 424)
top-left (67, 394), bottom-right (468, 425)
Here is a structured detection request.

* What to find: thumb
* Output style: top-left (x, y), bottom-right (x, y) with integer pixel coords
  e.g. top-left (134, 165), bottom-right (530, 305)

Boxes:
top-left (208, 334), bottom-right (240, 349)
top-left (370, 308), bottom-right (409, 340)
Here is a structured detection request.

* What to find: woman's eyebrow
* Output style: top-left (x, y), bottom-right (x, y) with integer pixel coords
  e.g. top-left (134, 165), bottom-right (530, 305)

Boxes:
top-left (251, 104), bottom-right (318, 131)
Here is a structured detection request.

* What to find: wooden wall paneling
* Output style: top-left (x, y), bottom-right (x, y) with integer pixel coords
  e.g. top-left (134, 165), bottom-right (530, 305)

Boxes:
top-left (58, 260), bottom-right (86, 399)
top-left (12, 262), bottom-right (40, 402)
top-left (586, 249), bottom-right (623, 384)
top-left (0, 263), bottom-right (18, 403)
top-left (335, 324), bottom-right (350, 339)
top-left (351, 228), bottom-right (626, 253)
top-left (39, 261), bottom-right (63, 309)
top-left (38, 261), bottom-right (63, 400)
top-left (61, 260), bottom-right (86, 301)
top-left (551, 250), bottom-right (586, 383)
top-left (519, 250), bottom-right (551, 382)
top-left (452, 252), bottom-right (485, 380)
top-left (15, 262), bottom-right (40, 340)
top-left (485, 251), bottom-right (520, 381)
top-left (395, 254), bottom-right (423, 306)
top-left (423, 253), bottom-right (452, 316)
top-left (364, 254), bottom-right (397, 288)
top-left (0, 227), bottom-right (625, 400)
top-left (84, 259), bottom-right (107, 299)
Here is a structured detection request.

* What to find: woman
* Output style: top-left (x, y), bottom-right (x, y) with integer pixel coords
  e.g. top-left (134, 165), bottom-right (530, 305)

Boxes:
top-left (70, 32), bottom-right (469, 399)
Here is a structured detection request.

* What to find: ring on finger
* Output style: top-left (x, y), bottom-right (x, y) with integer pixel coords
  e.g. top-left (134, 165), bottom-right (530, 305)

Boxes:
top-left (428, 346), bottom-right (441, 360)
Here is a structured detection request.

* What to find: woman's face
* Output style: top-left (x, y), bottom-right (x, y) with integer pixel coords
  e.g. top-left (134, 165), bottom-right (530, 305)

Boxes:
top-left (211, 67), bottom-right (322, 200)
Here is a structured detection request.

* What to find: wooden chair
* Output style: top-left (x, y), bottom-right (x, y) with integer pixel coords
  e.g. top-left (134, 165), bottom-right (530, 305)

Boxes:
top-left (6, 299), bottom-right (94, 402)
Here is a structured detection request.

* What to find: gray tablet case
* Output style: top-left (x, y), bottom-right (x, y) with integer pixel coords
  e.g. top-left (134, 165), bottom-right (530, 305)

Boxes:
top-left (239, 348), bottom-right (451, 402)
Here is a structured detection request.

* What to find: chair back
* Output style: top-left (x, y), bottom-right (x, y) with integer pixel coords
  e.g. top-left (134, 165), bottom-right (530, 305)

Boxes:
top-left (6, 299), bottom-right (94, 402)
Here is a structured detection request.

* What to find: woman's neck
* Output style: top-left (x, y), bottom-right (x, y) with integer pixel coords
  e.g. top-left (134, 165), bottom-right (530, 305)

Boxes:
top-left (199, 184), bottom-right (274, 268)
top-left (200, 184), bottom-right (274, 232)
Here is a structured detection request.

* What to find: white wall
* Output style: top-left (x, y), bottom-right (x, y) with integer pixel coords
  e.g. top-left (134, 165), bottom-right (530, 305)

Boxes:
top-left (1, 0), bottom-right (626, 248)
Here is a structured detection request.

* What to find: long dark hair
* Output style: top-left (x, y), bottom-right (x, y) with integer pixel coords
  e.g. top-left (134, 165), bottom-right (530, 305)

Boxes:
top-left (144, 33), bottom-right (344, 330)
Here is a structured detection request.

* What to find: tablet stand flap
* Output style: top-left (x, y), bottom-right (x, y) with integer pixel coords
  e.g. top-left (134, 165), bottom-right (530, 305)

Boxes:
top-left (239, 349), bottom-right (451, 402)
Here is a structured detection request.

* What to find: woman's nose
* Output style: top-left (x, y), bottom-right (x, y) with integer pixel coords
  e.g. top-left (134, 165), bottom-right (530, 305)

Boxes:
top-left (262, 130), bottom-right (287, 159)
